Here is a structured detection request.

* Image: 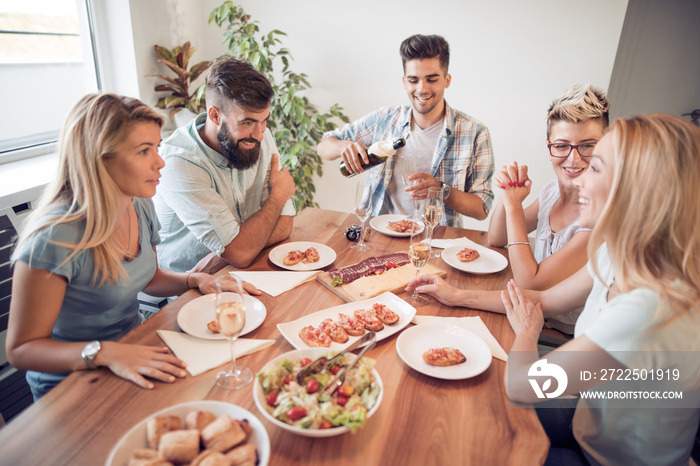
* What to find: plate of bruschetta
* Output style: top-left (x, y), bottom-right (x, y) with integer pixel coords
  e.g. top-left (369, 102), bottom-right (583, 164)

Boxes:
top-left (277, 291), bottom-right (416, 350)
top-left (440, 239), bottom-right (508, 275)
top-left (396, 323), bottom-right (492, 380)
top-left (370, 214), bottom-right (424, 237)
top-left (269, 241), bottom-right (337, 271)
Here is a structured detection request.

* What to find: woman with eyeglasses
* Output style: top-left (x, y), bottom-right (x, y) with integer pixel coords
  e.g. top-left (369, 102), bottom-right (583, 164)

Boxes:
top-left (409, 113), bottom-right (700, 464)
top-left (488, 84), bottom-right (610, 335)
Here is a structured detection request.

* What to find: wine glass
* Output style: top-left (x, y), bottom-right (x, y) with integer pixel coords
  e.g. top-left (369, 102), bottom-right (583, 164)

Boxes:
top-left (352, 179), bottom-right (373, 251)
top-left (401, 155), bottom-right (422, 221)
top-left (406, 221), bottom-right (431, 307)
top-left (425, 187), bottom-right (444, 258)
top-left (215, 276), bottom-right (253, 389)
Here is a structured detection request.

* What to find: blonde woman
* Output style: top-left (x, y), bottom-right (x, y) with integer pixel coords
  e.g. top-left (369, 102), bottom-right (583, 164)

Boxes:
top-left (409, 114), bottom-right (700, 464)
top-left (7, 94), bottom-right (254, 400)
top-left (488, 84), bottom-right (610, 334)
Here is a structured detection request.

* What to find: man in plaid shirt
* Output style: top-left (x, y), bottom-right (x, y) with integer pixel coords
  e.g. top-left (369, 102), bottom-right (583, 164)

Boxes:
top-left (318, 34), bottom-right (494, 228)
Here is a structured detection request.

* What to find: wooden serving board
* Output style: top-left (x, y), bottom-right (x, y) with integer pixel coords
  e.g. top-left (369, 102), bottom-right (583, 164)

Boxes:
top-left (316, 262), bottom-right (448, 302)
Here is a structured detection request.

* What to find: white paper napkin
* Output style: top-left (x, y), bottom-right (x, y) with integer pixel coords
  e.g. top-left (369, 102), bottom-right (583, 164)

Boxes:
top-left (411, 315), bottom-right (508, 361)
top-left (229, 271), bottom-right (319, 297)
top-left (429, 236), bottom-right (479, 250)
top-left (157, 330), bottom-right (275, 377)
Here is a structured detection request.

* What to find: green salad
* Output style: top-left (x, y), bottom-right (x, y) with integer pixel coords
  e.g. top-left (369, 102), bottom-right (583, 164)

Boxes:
top-left (257, 353), bottom-right (381, 433)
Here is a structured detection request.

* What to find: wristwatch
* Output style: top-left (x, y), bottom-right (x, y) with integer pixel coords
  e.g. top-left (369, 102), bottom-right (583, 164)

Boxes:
top-left (81, 340), bottom-right (102, 370)
top-left (441, 181), bottom-right (451, 200)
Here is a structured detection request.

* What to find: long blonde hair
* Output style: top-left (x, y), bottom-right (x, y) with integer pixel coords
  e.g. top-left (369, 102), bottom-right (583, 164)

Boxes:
top-left (15, 93), bottom-right (164, 285)
top-left (589, 114), bottom-right (700, 317)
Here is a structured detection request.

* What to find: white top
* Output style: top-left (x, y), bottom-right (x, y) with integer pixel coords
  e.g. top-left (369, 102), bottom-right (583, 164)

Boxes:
top-left (572, 244), bottom-right (700, 466)
top-left (384, 119), bottom-right (442, 217)
top-left (535, 179), bottom-right (590, 334)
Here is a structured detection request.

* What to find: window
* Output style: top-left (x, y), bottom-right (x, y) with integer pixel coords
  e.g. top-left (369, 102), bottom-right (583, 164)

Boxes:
top-left (0, 0), bottom-right (99, 164)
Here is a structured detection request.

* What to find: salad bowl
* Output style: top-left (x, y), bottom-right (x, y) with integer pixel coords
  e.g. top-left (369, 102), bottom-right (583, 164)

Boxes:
top-left (253, 348), bottom-right (383, 437)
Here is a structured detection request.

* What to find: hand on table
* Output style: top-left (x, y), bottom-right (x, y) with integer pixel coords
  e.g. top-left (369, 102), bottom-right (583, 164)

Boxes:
top-left (193, 274), bottom-right (261, 296)
top-left (97, 342), bottom-right (187, 390)
top-left (501, 280), bottom-right (543, 338)
top-left (405, 274), bottom-right (463, 306)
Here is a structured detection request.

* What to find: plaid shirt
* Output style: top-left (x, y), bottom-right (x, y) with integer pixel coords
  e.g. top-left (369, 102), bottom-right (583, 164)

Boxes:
top-left (323, 102), bottom-right (494, 227)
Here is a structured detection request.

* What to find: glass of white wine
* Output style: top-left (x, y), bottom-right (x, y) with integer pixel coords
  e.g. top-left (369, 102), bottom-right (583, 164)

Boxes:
top-left (425, 187), bottom-right (444, 258)
top-left (406, 221), bottom-right (431, 307)
top-left (215, 276), bottom-right (253, 390)
top-left (401, 154), bottom-right (422, 221)
top-left (352, 179), bottom-right (373, 251)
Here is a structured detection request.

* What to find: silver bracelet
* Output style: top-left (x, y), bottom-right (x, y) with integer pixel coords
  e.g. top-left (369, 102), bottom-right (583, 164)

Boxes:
top-left (506, 241), bottom-right (530, 247)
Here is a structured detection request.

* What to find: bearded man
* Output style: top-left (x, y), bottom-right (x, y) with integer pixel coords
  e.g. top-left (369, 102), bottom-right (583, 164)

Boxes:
top-left (154, 57), bottom-right (295, 272)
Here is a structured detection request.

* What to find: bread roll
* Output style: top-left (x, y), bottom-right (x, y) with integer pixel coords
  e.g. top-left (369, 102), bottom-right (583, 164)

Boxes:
top-left (201, 414), bottom-right (246, 452)
top-left (128, 448), bottom-right (174, 466)
top-left (158, 429), bottom-right (200, 464)
top-left (190, 449), bottom-right (231, 466)
top-left (185, 410), bottom-right (217, 431)
top-left (146, 416), bottom-right (182, 449)
top-left (225, 443), bottom-right (258, 465)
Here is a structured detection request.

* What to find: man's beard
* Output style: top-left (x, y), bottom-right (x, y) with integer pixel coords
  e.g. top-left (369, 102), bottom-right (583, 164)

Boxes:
top-left (217, 124), bottom-right (261, 170)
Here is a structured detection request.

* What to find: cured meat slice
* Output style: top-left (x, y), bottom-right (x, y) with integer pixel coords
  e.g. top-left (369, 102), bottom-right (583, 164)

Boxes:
top-left (328, 253), bottom-right (410, 284)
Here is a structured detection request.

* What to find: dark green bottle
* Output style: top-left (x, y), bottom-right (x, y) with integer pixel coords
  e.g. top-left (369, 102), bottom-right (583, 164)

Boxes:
top-left (339, 137), bottom-right (406, 177)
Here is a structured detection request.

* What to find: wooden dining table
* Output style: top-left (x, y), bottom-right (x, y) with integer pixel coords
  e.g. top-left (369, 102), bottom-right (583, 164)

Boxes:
top-left (0, 207), bottom-right (548, 465)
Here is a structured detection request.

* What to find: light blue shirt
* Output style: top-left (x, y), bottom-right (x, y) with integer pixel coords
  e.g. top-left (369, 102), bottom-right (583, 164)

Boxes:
top-left (154, 113), bottom-right (295, 272)
top-left (13, 197), bottom-right (160, 399)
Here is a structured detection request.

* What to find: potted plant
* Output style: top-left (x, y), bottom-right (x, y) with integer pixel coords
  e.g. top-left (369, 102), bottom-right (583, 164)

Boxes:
top-left (209, 1), bottom-right (350, 212)
top-left (149, 41), bottom-right (212, 125)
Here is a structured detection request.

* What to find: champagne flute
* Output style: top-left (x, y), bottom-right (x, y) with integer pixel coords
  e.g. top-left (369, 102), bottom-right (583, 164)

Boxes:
top-left (401, 155), bottom-right (422, 221)
top-left (425, 187), bottom-right (444, 258)
top-left (215, 276), bottom-right (253, 389)
top-left (352, 179), bottom-right (373, 251)
top-left (406, 221), bottom-right (431, 307)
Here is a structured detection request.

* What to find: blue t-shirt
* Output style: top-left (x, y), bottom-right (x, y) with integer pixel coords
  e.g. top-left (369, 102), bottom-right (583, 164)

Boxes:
top-left (13, 197), bottom-right (160, 399)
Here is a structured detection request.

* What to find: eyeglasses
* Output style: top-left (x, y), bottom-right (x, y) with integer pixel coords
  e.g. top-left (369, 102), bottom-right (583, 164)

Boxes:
top-left (547, 142), bottom-right (596, 158)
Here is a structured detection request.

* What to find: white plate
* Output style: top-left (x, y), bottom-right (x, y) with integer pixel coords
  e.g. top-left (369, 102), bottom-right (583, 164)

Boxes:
top-left (177, 293), bottom-right (267, 340)
top-left (277, 291), bottom-right (416, 350)
top-left (396, 323), bottom-right (492, 380)
top-left (105, 400), bottom-right (270, 466)
top-left (440, 239), bottom-right (508, 275)
top-left (253, 348), bottom-right (383, 437)
top-left (369, 214), bottom-right (424, 237)
top-left (268, 241), bottom-right (337, 271)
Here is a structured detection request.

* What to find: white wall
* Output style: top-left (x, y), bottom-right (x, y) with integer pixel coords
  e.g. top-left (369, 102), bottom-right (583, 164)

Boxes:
top-left (127, 0), bottom-right (628, 230)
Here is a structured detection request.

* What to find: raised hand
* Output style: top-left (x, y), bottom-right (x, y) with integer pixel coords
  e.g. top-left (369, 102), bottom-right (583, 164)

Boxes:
top-left (268, 153), bottom-right (296, 202)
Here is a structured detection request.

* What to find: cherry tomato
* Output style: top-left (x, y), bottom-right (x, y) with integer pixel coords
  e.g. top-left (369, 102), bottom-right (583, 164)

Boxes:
top-left (330, 365), bottom-right (341, 375)
top-left (300, 358), bottom-right (312, 366)
top-left (319, 420), bottom-right (333, 429)
top-left (338, 385), bottom-right (354, 397)
top-left (283, 377), bottom-right (293, 385)
top-left (286, 406), bottom-right (307, 420)
top-left (306, 379), bottom-right (320, 394)
top-left (266, 392), bottom-right (278, 407)
top-left (336, 395), bottom-right (348, 407)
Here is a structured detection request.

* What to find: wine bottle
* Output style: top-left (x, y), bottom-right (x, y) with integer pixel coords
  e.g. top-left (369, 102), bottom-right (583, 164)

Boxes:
top-left (339, 137), bottom-right (406, 177)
